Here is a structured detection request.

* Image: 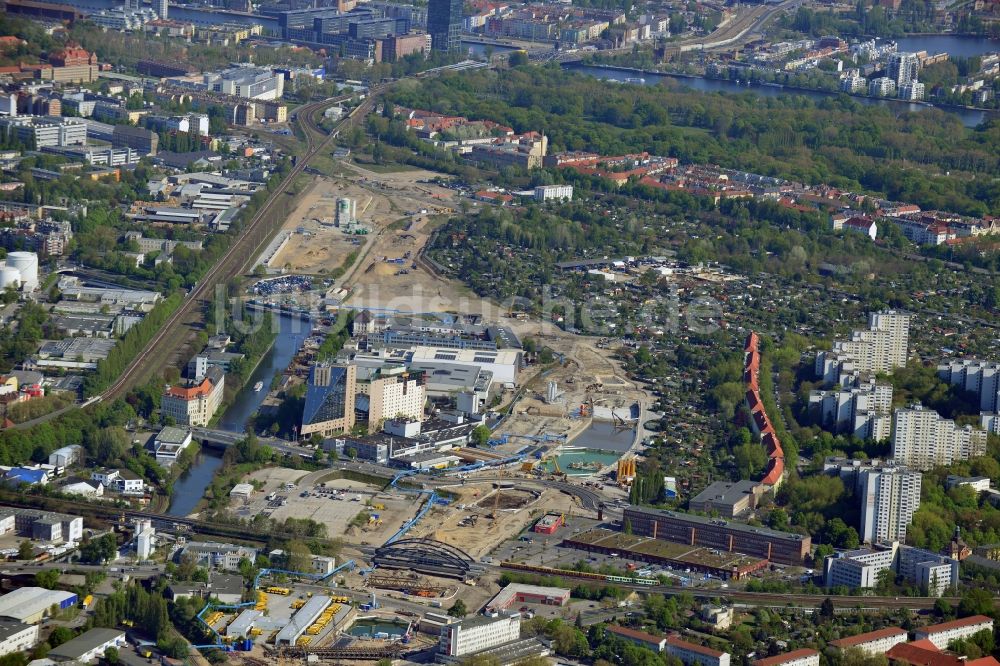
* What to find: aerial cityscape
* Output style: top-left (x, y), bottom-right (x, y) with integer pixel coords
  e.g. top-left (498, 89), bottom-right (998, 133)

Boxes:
top-left (0, 0), bottom-right (996, 663)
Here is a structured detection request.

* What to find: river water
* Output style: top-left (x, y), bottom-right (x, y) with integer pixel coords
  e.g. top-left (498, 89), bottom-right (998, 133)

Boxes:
top-left (165, 314), bottom-right (311, 517)
top-left (895, 35), bottom-right (1000, 58)
top-left (564, 64), bottom-right (994, 128)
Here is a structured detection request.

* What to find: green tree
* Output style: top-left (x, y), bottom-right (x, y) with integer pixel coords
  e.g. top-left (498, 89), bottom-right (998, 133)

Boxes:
top-left (471, 425), bottom-right (492, 447)
top-left (958, 588), bottom-right (995, 617)
top-left (34, 569), bottom-right (59, 590)
top-left (17, 541), bottom-right (33, 560)
top-left (448, 599), bottom-right (468, 618)
top-left (104, 646), bottom-right (119, 664)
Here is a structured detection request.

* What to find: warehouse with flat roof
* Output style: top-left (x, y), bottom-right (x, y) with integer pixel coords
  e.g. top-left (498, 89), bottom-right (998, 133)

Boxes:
top-left (0, 587), bottom-right (77, 624)
top-left (274, 596), bottom-right (331, 646)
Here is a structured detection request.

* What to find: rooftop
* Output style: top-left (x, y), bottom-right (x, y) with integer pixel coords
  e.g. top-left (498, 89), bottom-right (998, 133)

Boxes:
top-left (48, 628), bottom-right (124, 661)
top-left (623, 506), bottom-right (808, 542)
top-left (917, 615), bottom-right (993, 634)
top-left (829, 627), bottom-right (908, 648)
top-left (752, 649), bottom-right (820, 666)
top-left (605, 624), bottom-right (664, 646)
top-left (665, 635), bottom-right (725, 658)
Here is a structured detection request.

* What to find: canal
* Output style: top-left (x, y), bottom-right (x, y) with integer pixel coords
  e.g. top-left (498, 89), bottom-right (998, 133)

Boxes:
top-left (165, 314), bottom-right (312, 517)
top-left (564, 63), bottom-right (995, 128)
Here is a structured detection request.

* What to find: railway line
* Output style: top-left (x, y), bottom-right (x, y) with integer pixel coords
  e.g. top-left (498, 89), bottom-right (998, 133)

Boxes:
top-left (100, 93), bottom-right (375, 401)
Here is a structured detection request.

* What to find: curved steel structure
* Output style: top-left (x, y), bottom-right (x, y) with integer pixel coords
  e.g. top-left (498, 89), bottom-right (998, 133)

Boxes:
top-left (372, 538), bottom-right (476, 579)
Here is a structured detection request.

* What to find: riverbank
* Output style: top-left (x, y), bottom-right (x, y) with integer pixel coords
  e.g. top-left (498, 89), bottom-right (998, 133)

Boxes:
top-left (565, 62), bottom-right (997, 127)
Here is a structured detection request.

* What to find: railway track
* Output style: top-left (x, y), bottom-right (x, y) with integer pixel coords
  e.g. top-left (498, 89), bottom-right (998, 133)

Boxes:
top-left (100, 93), bottom-right (377, 401)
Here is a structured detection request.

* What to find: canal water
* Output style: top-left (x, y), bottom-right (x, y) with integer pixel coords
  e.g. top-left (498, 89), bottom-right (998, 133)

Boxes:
top-left (165, 314), bottom-right (311, 517)
top-left (347, 618), bottom-right (411, 638)
top-left (565, 64), bottom-right (994, 128)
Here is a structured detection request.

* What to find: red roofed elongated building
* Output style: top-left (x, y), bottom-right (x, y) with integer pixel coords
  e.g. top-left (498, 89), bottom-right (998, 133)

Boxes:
top-left (743, 331), bottom-right (784, 489)
top-left (752, 648), bottom-right (819, 666)
top-left (829, 627), bottom-right (908, 655)
top-left (665, 635), bottom-right (730, 666)
top-left (604, 625), bottom-right (666, 653)
top-left (913, 615), bottom-right (994, 650)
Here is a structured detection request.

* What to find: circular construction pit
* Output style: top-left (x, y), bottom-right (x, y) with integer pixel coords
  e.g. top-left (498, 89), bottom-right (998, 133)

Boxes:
top-left (473, 489), bottom-right (537, 511)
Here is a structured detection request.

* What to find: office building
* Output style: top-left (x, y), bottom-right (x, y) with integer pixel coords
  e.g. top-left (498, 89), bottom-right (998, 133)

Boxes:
top-left (484, 584), bottom-right (570, 614)
top-left (816, 310), bottom-right (911, 384)
top-left (153, 426), bottom-right (194, 465)
top-left (888, 52), bottom-right (919, 87)
top-left (5, 508), bottom-right (83, 543)
top-left (751, 649), bottom-right (819, 666)
top-left (202, 67), bottom-right (284, 101)
top-left (824, 542), bottom-right (958, 596)
top-left (938, 359), bottom-right (1000, 413)
top-left (534, 184), bottom-right (573, 201)
top-left (622, 507), bottom-right (811, 565)
top-left (809, 379), bottom-right (893, 441)
top-left (111, 125), bottom-right (158, 156)
top-left (913, 616), bottom-right (994, 650)
top-left (687, 480), bottom-right (767, 518)
top-left (301, 362), bottom-right (357, 437)
top-left (859, 465), bottom-right (921, 543)
top-left (665, 635), bottom-right (730, 666)
top-left (829, 627), bottom-right (908, 655)
top-left (181, 541), bottom-right (258, 571)
top-left (428, 0), bottom-right (462, 51)
top-left (440, 613), bottom-right (521, 657)
top-left (356, 366), bottom-right (426, 429)
top-left (0, 620), bottom-right (39, 657)
top-left (166, 572), bottom-right (245, 605)
top-left (0, 116), bottom-right (86, 148)
top-left (160, 365), bottom-right (225, 427)
top-left (891, 404), bottom-right (988, 470)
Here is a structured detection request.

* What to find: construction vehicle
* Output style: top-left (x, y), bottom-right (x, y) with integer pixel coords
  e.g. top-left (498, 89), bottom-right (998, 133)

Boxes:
top-left (266, 586), bottom-right (292, 595)
top-left (372, 503), bottom-right (385, 510)
top-left (291, 599), bottom-right (306, 610)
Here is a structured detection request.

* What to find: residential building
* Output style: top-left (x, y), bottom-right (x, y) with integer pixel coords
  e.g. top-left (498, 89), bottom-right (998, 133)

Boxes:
top-left (301, 362), bottom-right (357, 437)
top-left (665, 635), bottom-right (731, 666)
top-left (808, 379), bottom-right (893, 441)
top-left (621, 507), bottom-right (811, 565)
top-left (700, 605), bottom-right (734, 630)
top-left (166, 572), bottom-right (245, 605)
top-left (483, 584), bottom-right (570, 614)
top-left (0, 116), bottom-right (86, 148)
top-left (161, 365), bottom-right (225, 427)
top-left (428, 0), bottom-right (462, 51)
top-left (869, 77), bottom-right (897, 97)
top-left (899, 81), bottom-right (925, 100)
top-left (888, 52), bottom-right (920, 87)
top-left (751, 649), bottom-right (819, 666)
top-left (913, 616), bottom-right (994, 650)
top-left (892, 404), bottom-right (988, 470)
top-left (156, 0), bottom-right (168, 19)
top-left (48, 628), bottom-right (126, 664)
top-left (604, 625), bottom-right (666, 652)
top-left (356, 365), bottom-right (426, 429)
top-left (440, 613), bottom-right (521, 657)
top-left (816, 310), bottom-right (911, 384)
top-left (859, 465), bottom-right (922, 543)
top-left (0, 619), bottom-right (39, 657)
top-left (687, 480), bottom-right (767, 518)
top-left (829, 627), bottom-right (909, 655)
top-left (824, 542), bottom-right (959, 596)
top-left (534, 184), bottom-right (573, 201)
top-left (937, 359), bottom-right (1000, 413)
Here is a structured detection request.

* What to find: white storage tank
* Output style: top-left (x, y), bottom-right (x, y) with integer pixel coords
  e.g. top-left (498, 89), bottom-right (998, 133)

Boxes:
top-left (0, 266), bottom-right (20, 290)
top-left (6, 252), bottom-right (37, 291)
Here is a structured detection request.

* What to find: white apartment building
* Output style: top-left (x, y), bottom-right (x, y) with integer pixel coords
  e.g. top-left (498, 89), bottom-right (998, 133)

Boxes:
top-left (983, 412), bottom-right (1000, 434)
top-left (0, 620), bottom-right (39, 657)
top-left (825, 542), bottom-right (959, 596)
top-left (899, 81), bottom-right (925, 100)
top-left (830, 628), bottom-right (908, 655)
top-left (914, 615), bottom-right (994, 649)
top-left (534, 184), bottom-right (573, 201)
top-left (859, 465), bottom-right (921, 543)
top-left (938, 359), bottom-right (1000, 413)
top-left (888, 51), bottom-right (919, 87)
top-left (665, 636), bottom-right (731, 666)
top-left (816, 311), bottom-right (910, 384)
top-left (869, 77), bottom-right (897, 97)
top-left (752, 649), bottom-right (819, 666)
top-left (809, 379), bottom-right (892, 441)
top-left (892, 404), bottom-right (988, 470)
top-left (440, 613), bottom-right (521, 657)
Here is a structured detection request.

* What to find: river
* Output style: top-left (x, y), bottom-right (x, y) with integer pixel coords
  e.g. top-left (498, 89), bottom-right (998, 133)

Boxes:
top-left (165, 314), bottom-right (311, 517)
top-left (895, 35), bottom-right (1000, 58)
top-left (564, 63), bottom-right (995, 128)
